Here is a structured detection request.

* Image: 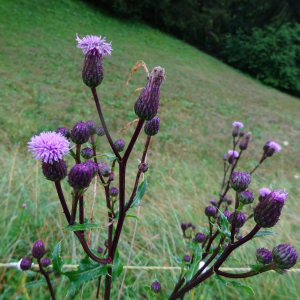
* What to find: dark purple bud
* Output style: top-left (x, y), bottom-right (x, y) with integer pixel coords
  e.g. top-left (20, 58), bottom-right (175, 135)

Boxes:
top-left (32, 240), bottom-right (46, 259)
top-left (181, 222), bottom-right (188, 231)
top-left (47, 270), bottom-right (54, 274)
top-left (234, 228), bottom-right (240, 235)
top-left (20, 258), bottom-right (31, 271)
top-left (86, 121), bottom-right (97, 135)
top-left (144, 116), bottom-right (160, 136)
top-left (239, 132), bottom-right (252, 150)
top-left (151, 281), bottom-right (161, 293)
top-left (227, 198), bottom-right (233, 205)
top-left (187, 222), bottom-right (193, 228)
top-left (138, 163), bottom-right (148, 173)
top-left (114, 139), bottom-right (125, 152)
top-left (104, 240), bottom-right (108, 248)
top-left (223, 244), bottom-right (228, 249)
top-left (41, 258), bottom-right (51, 267)
top-left (238, 190), bottom-right (254, 204)
top-left (183, 255), bottom-right (191, 262)
top-left (108, 172), bottom-right (114, 182)
top-left (263, 141), bottom-right (271, 153)
top-left (239, 131), bottom-right (245, 137)
top-left (232, 126), bottom-right (239, 137)
top-left (256, 248), bottom-right (273, 265)
top-left (81, 147), bottom-right (94, 159)
top-left (96, 127), bottom-right (105, 137)
top-left (194, 232), bottom-right (205, 243)
top-left (228, 155), bottom-right (235, 164)
top-left (265, 142), bottom-right (282, 157)
top-left (230, 172), bottom-right (251, 192)
top-left (205, 206), bottom-right (216, 218)
top-left (192, 225), bottom-right (196, 229)
top-left (254, 190), bottom-right (288, 228)
top-left (223, 210), bottom-right (230, 219)
top-left (236, 235), bottom-right (243, 240)
top-left (70, 122), bottom-right (90, 144)
top-left (56, 127), bottom-right (70, 139)
top-left (134, 67), bottom-right (165, 120)
top-left (97, 247), bottom-right (103, 254)
top-left (98, 162), bottom-right (111, 177)
top-left (68, 163), bottom-right (93, 190)
top-left (222, 154), bottom-right (228, 161)
top-left (82, 50), bottom-right (103, 88)
top-left (272, 244), bottom-right (298, 271)
top-left (210, 199), bottom-right (217, 207)
top-left (82, 160), bottom-right (98, 177)
top-left (42, 159), bottom-right (67, 182)
top-left (109, 187), bottom-right (119, 197)
top-left (229, 212), bottom-right (246, 228)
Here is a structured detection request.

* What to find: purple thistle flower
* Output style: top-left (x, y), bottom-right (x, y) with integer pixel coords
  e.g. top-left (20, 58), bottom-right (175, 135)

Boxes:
top-left (269, 141), bottom-right (282, 152)
top-left (236, 234), bottom-right (243, 240)
top-left (114, 139), bottom-right (125, 152)
top-left (254, 189), bottom-right (288, 228)
top-left (86, 121), bottom-right (97, 135)
top-left (109, 187), bottom-right (119, 197)
top-left (76, 34), bottom-right (112, 56)
top-left (97, 247), bottom-right (103, 254)
top-left (222, 154), bottom-right (228, 161)
top-left (227, 198), bottom-right (233, 205)
top-left (32, 240), bottom-right (46, 259)
top-left (265, 141), bottom-right (282, 157)
top-left (272, 244), bottom-right (298, 272)
top-left (41, 258), bottom-right (51, 267)
top-left (256, 248), bottom-right (273, 265)
top-left (181, 222), bottom-right (188, 231)
top-left (188, 222), bottom-right (193, 228)
top-left (259, 187), bottom-right (271, 202)
top-left (56, 127), bottom-right (70, 139)
top-left (228, 150), bottom-right (239, 158)
top-left (71, 122), bottom-right (90, 145)
top-left (81, 147), bottom-right (94, 160)
top-left (42, 159), bottom-right (68, 182)
top-left (28, 131), bottom-right (71, 164)
top-left (68, 163), bottom-right (93, 190)
top-left (96, 126), bottom-right (105, 137)
top-left (22, 203), bottom-right (26, 208)
top-left (138, 162), bottom-right (148, 173)
top-left (239, 132), bottom-right (252, 150)
top-left (98, 162), bottom-right (111, 177)
top-left (232, 121), bottom-right (244, 128)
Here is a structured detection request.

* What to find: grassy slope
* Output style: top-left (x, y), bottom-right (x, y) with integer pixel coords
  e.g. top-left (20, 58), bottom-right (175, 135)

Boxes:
top-left (0, 0), bottom-right (300, 299)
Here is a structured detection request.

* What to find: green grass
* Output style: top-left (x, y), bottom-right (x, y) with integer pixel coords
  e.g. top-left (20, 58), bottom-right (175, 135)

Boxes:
top-left (1, 0), bottom-right (300, 299)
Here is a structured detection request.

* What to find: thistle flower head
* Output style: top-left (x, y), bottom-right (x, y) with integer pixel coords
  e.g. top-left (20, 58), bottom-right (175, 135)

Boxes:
top-left (210, 199), bottom-right (217, 207)
top-left (265, 141), bottom-right (282, 157)
top-left (239, 132), bottom-right (252, 150)
top-left (56, 127), bottom-right (70, 139)
top-left (22, 203), bottom-right (26, 208)
top-left (138, 162), bottom-right (148, 173)
top-left (98, 162), bottom-right (111, 177)
top-left (70, 122), bottom-right (90, 145)
top-left (272, 244), bottom-right (298, 273)
top-left (86, 120), bottom-right (97, 135)
top-left (227, 198), bottom-right (233, 205)
top-left (260, 187), bottom-right (271, 197)
top-left (256, 248), bottom-right (273, 265)
top-left (181, 222), bottom-right (188, 231)
top-left (28, 131), bottom-right (71, 164)
top-left (228, 150), bottom-right (239, 158)
top-left (68, 163), bottom-right (93, 190)
top-left (96, 127), bottom-right (105, 137)
top-left (114, 139), bottom-right (125, 152)
top-left (269, 141), bottom-right (282, 152)
top-left (183, 255), bottom-right (191, 262)
top-left (97, 247), bottom-right (103, 254)
top-left (238, 190), bottom-right (254, 204)
top-left (109, 187), bottom-right (119, 197)
top-left (230, 172), bottom-right (251, 192)
top-left (232, 121), bottom-right (244, 128)
top-left (76, 34), bottom-right (112, 56)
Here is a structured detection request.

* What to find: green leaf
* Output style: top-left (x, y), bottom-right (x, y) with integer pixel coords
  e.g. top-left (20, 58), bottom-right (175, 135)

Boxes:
top-left (112, 248), bottom-right (123, 282)
top-left (125, 214), bottom-right (139, 221)
top-left (52, 241), bottom-right (64, 274)
top-left (230, 281), bottom-right (255, 295)
top-left (24, 270), bottom-right (38, 277)
top-left (69, 149), bottom-right (76, 158)
top-left (252, 231), bottom-right (277, 239)
top-left (186, 244), bottom-right (203, 281)
top-left (198, 226), bottom-right (210, 235)
top-left (249, 264), bottom-right (261, 272)
top-left (95, 153), bottom-right (118, 162)
top-left (211, 223), bottom-right (231, 239)
top-left (24, 278), bottom-right (55, 289)
top-left (214, 191), bottom-right (221, 196)
top-left (214, 272), bottom-right (228, 287)
top-left (144, 285), bottom-right (156, 300)
top-left (64, 223), bottom-right (101, 231)
top-left (126, 286), bottom-right (138, 300)
top-left (217, 208), bottom-right (231, 236)
top-left (167, 250), bottom-right (182, 265)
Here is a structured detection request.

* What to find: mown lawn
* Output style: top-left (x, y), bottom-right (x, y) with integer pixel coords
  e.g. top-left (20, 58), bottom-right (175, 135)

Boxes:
top-left (0, 0), bottom-right (300, 299)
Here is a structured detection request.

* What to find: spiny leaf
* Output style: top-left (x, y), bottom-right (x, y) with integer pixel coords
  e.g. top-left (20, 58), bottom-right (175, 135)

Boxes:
top-left (230, 281), bottom-right (255, 295)
top-left (252, 231), bottom-right (277, 239)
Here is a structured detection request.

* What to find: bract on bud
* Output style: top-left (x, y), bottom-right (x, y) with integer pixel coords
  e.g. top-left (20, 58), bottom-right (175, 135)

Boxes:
top-left (98, 162), bottom-right (111, 177)
top-left (138, 163), bottom-right (148, 173)
top-left (183, 255), bottom-right (191, 262)
top-left (144, 116), bottom-right (160, 136)
top-left (42, 159), bottom-right (67, 182)
top-left (71, 122), bottom-right (90, 145)
top-left (135, 68), bottom-right (165, 120)
top-left (20, 258), bottom-right (31, 271)
top-left (151, 281), bottom-right (161, 293)
top-left (56, 127), bottom-right (70, 139)
top-left (230, 172), bottom-right (251, 192)
top-left (229, 212), bottom-right (246, 228)
top-left (96, 126), bottom-right (105, 137)
top-left (81, 147), bottom-right (94, 159)
top-left (272, 244), bottom-right (298, 272)
top-left (114, 139), bottom-right (125, 152)
top-left (68, 163), bottom-right (93, 190)
top-left (256, 248), bottom-right (273, 265)
top-left (109, 187), bottom-right (119, 197)
top-left (194, 232), bottom-right (205, 243)
top-left (238, 190), bottom-right (254, 204)
top-left (41, 258), bottom-right (51, 267)
top-left (239, 132), bottom-right (252, 150)
top-left (181, 222), bottom-right (188, 231)
top-left (254, 189), bottom-right (288, 228)
top-left (210, 199), bottom-right (217, 207)
top-left (205, 206), bottom-right (216, 218)
top-left (83, 160), bottom-right (98, 177)
top-left (32, 240), bottom-right (46, 259)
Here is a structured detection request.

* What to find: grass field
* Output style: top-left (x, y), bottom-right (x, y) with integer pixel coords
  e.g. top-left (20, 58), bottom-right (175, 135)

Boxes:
top-left (1, 0), bottom-right (300, 299)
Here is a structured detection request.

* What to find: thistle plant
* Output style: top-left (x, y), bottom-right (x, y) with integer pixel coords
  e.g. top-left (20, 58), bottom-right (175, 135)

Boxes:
top-left (21, 34), bottom-right (297, 300)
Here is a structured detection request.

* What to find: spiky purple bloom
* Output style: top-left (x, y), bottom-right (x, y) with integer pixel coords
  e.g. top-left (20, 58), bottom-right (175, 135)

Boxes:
top-left (28, 131), bottom-right (71, 164)
top-left (138, 162), bottom-right (148, 173)
top-left (109, 187), bottom-right (119, 197)
top-left (205, 206), bottom-right (216, 218)
top-left (76, 34), bottom-right (112, 56)
top-left (256, 248), bottom-right (273, 265)
top-left (144, 116), bottom-right (160, 136)
top-left (259, 187), bottom-right (271, 202)
top-left (82, 160), bottom-right (98, 177)
top-left (272, 244), bottom-right (298, 272)
top-left (56, 127), bottom-right (70, 139)
top-left (228, 150), bottom-right (239, 158)
top-left (229, 212), bottom-right (246, 228)
top-left (232, 121), bottom-right (244, 128)
top-left (134, 67), bottom-right (165, 120)
top-left (20, 258), bottom-right (31, 271)
top-left (32, 240), bottom-right (46, 259)
top-left (194, 232), bottom-right (205, 243)
top-left (68, 163), bottom-right (93, 190)
top-left (181, 222), bottom-right (188, 231)
top-left (42, 159), bottom-right (68, 182)
top-left (266, 141), bottom-right (282, 157)
top-left (41, 258), bottom-right (51, 267)
top-left (70, 122), bottom-right (90, 145)
top-left (98, 162), bottom-right (111, 177)
top-left (151, 281), bottom-right (161, 293)
top-left (183, 255), bottom-right (191, 262)
top-left (22, 203), bottom-right (26, 208)
top-left (254, 189), bottom-right (288, 228)
top-left (210, 199), bottom-right (217, 207)
top-left (238, 190), bottom-right (254, 204)
top-left (230, 172), bottom-right (251, 192)
top-left (86, 121), bottom-right (97, 135)
top-left (96, 127), bottom-right (105, 137)
top-left (81, 147), bottom-right (94, 159)
top-left (239, 132), bottom-right (252, 150)
top-left (114, 139), bottom-right (125, 152)
top-left (97, 247), bottom-right (103, 254)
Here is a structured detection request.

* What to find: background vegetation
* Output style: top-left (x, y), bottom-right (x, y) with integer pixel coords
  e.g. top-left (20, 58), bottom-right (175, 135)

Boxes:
top-left (0, 0), bottom-right (300, 299)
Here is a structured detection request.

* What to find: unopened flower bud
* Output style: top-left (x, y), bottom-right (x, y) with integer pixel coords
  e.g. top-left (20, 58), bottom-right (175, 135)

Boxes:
top-left (205, 206), bottom-right (216, 218)
top-left (86, 121), bottom-right (97, 135)
top-left (20, 258), bottom-right (31, 271)
top-left (114, 139), bottom-right (125, 152)
top-left (235, 228), bottom-right (240, 235)
top-left (96, 126), bottom-right (105, 137)
top-left (227, 198), bottom-right (233, 205)
top-left (238, 190), bottom-right (254, 204)
top-left (230, 172), bottom-right (251, 192)
top-left (68, 163), bottom-right (93, 190)
top-left (42, 159), bottom-right (67, 182)
top-left (210, 199), bottom-right (217, 207)
top-left (151, 281), bottom-right (161, 293)
top-left (263, 141), bottom-right (271, 153)
top-left (32, 240), bottom-right (46, 259)
top-left (222, 210), bottom-right (230, 219)
top-left (108, 172), bottom-right (114, 182)
top-left (97, 247), bottom-right (103, 254)
top-left (194, 232), bottom-right (205, 243)
top-left (41, 258), bottom-right (51, 267)
top-left (83, 160), bottom-right (98, 177)
top-left (98, 162), bottom-right (111, 177)
top-left (104, 240), bottom-right (108, 248)
top-left (222, 154), bottom-right (228, 161)
top-left (256, 248), bottom-right (273, 265)
top-left (232, 126), bottom-right (239, 137)
top-left (183, 255), bottom-right (191, 262)
top-left (22, 203), bottom-right (26, 208)
top-left (187, 222), bottom-right (193, 228)
top-left (144, 116), bottom-right (160, 136)
top-left (81, 147), bottom-right (94, 159)
top-left (192, 225), bottom-right (196, 229)
top-left (272, 244), bottom-right (298, 272)
top-left (138, 163), bottom-right (148, 173)
top-left (181, 222), bottom-right (188, 231)
top-left (254, 189), bottom-right (288, 228)
top-left (236, 235), bottom-right (243, 240)
top-left (229, 212), bottom-right (246, 228)
top-left (56, 127), bottom-right (70, 139)
top-left (239, 132), bottom-right (252, 150)
top-left (135, 68), bottom-right (165, 120)
top-left (239, 131), bottom-right (245, 137)
top-left (71, 122), bottom-right (90, 145)
top-left (109, 187), bottom-right (119, 197)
